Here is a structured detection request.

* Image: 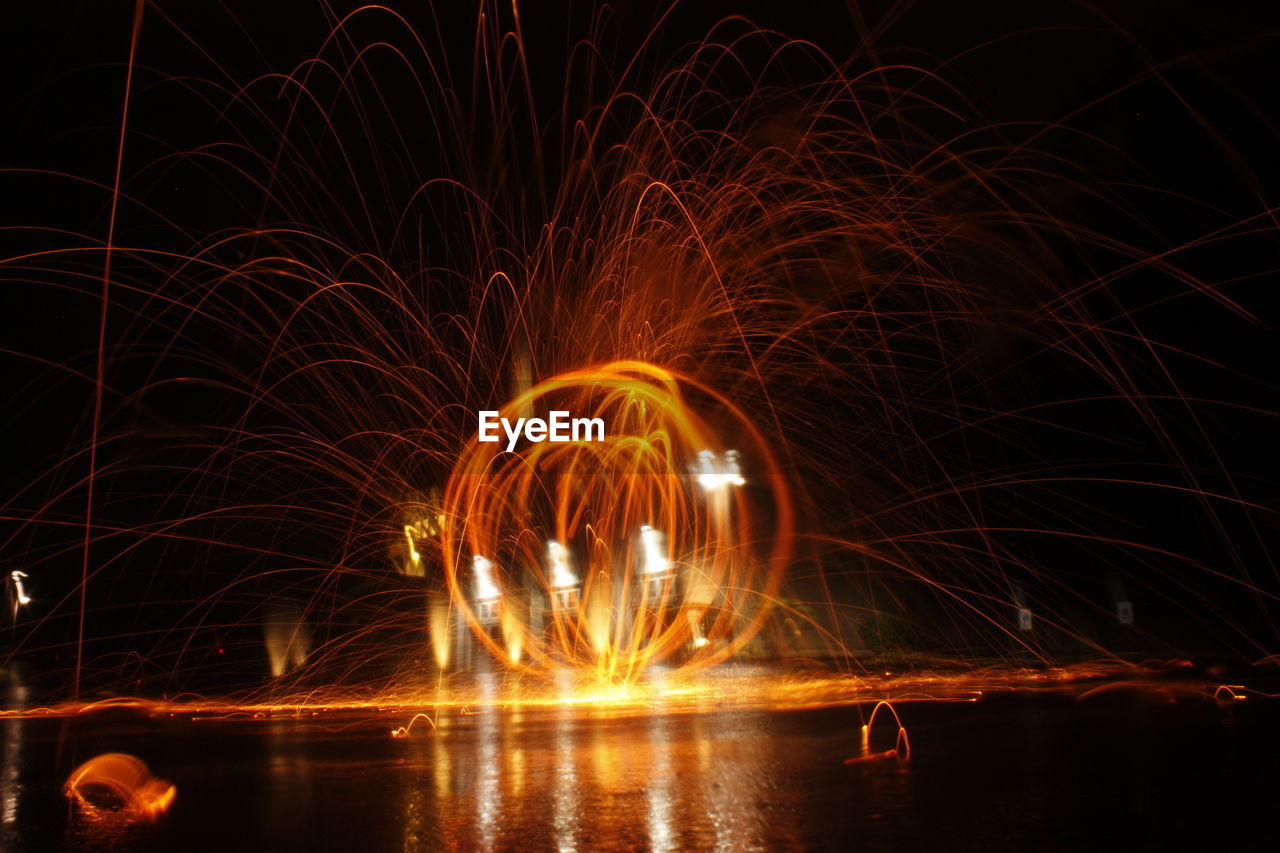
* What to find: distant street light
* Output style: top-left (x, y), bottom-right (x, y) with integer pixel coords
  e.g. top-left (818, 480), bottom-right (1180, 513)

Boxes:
top-left (9, 570), bottom-right (31, 625)
top-left (10, 571), bottom-right (30, 606)
top-left (692, 449), bottom-right (745, 492)
top-left (639, 525), bottom-right (670, 575)
top-left (473, 554), bottom-right (500, 601)
top-left (472, 554), bottom-right (500, 626)
top-left (547, 540), bottom-right (576, 589)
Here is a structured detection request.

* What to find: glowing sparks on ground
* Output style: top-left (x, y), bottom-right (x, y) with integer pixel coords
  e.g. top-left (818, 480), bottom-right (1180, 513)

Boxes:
top-left (63, 754), bottom-right (175, 821)
top-left (0, 660), bottom-right (1249, 724)
top-left (390, 713), bottom-right (437, 738)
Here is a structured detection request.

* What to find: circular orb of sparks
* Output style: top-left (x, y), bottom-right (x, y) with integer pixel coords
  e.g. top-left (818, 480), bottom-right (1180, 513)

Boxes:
top-left (442, 360), bottom-right (793, 681)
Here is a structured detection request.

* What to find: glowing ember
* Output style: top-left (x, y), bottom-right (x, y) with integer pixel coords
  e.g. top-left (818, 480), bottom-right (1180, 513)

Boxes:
top-left (63, 753), bottom-right (175, 820)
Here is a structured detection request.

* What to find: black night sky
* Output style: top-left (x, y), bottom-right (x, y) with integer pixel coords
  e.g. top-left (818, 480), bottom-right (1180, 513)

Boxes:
top-left (2, 1), bottom-right (1279, 684)
top-left (4, 4), bottom-right (1280, 852)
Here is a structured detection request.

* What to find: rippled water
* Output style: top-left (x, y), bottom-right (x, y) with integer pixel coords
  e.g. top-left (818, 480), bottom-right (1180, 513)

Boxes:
top-left (3, 689), bottom-right (1277, 851)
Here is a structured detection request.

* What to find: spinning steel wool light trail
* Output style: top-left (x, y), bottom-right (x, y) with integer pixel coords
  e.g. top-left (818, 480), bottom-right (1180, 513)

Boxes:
top-left (443, 360), bottom-right (792, 679)
top-left (63, 753), bottom-right (175, 821)
top-left (0, 1), bottom-right (1275, 709)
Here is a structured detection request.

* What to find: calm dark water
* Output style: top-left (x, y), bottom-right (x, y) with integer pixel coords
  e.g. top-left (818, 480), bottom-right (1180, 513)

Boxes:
top-left (3, 690), bottom-right (1277, 851)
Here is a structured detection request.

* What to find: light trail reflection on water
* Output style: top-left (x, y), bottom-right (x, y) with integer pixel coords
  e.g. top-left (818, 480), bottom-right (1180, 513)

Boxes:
top-left (551, 708), bottom-right (580, 853)
top-left (384, 701), bottom-right (824, 851)
top-left (1, 682), bottom-right (1277, 851)
top-left (3, 684), bottom-right (26, 830)
top-left (646, 712), bottom-right (675, 853)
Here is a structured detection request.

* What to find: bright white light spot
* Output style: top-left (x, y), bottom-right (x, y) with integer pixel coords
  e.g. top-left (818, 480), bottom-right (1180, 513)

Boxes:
top-left (547, 540), bottom-right (577, 589)
top-left (10, 571), bottom-right (30, 606)
top-left (692, 449), bottom-right (745, 492)
top-left (403, 525), bottom-right (420, 564)
top-left (639, 525), bottom-right (669, 575)
top-left (473, 555), bottom-right (500, 601)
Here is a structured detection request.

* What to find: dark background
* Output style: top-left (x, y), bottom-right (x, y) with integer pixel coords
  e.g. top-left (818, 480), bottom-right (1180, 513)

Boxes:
top-left (1, 1), bottom-right (1278, 693)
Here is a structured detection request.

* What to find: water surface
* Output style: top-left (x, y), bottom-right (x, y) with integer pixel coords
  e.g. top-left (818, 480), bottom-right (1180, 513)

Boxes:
top-left (3, 691), bottom-right (1276, 851)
